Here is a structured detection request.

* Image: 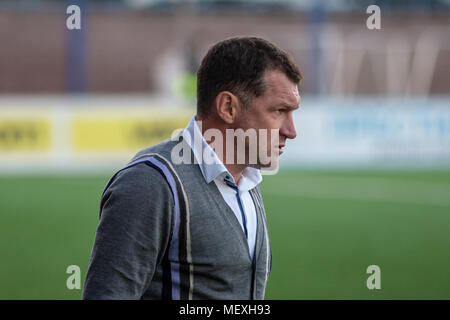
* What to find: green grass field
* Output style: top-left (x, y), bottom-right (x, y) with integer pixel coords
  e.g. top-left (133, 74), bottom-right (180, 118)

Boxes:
top-left (1, 169), bottom-right (450, 299)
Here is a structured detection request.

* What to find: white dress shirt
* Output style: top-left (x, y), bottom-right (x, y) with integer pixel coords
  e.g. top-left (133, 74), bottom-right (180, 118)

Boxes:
top-left (182, 115), bottom-right (262, 260)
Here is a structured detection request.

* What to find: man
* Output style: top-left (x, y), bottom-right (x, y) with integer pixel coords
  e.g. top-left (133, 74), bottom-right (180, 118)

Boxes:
top-left (83, 36), bottom-right (302, 300)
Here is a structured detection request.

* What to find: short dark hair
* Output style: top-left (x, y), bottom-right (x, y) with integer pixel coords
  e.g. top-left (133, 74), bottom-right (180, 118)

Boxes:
top-left (196, 36), bottom-right (302, 118)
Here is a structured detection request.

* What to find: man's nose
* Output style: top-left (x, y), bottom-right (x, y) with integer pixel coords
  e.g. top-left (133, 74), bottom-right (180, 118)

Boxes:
top-left (280, 112), bottom-right (297, 140)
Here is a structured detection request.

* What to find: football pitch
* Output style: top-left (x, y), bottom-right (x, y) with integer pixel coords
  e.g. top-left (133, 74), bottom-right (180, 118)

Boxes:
top-left (1, 169), bottom-right (449, 299)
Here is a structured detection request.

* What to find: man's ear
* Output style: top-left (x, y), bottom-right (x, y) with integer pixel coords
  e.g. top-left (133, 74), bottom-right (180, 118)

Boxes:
top-left (214, 91), bottom-right (241, 124)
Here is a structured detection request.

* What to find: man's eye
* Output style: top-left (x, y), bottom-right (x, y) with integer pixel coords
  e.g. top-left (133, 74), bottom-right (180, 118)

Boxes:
top-left (276, 109), bottom-right (284, 114)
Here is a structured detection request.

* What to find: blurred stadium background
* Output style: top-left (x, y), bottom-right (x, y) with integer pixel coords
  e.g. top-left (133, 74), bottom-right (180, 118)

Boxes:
top-left (0, 0), bottom-right (450, 299)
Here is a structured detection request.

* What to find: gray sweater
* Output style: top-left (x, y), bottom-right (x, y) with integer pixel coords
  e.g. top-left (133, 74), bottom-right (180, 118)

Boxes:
top-left (83, 136), bottom-right (271, 300)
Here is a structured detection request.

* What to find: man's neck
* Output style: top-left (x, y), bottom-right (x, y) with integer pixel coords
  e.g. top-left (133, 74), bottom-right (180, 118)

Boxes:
top-left (198, 116), bottom-right (246, 185)
top-left (224, 163), bottom-right (247, 185)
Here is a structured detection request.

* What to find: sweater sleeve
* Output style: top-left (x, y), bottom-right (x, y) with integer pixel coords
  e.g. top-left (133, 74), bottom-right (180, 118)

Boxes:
top-left (82, 163), bottom-right (174, 300)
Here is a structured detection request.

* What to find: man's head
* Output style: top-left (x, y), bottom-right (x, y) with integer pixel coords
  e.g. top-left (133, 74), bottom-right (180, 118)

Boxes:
top-left (196, 36), bottom-right (302, 169)
top-left (197, 36), bottom-right (302, 118)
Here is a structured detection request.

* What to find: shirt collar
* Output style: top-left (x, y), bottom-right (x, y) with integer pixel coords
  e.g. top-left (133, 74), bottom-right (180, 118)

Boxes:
top-left (182, 115), bottom-right (262, 190)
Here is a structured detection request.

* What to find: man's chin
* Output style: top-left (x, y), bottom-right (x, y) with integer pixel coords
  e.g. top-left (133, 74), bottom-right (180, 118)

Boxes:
top-left (249, 156), bottom-right (280, 175)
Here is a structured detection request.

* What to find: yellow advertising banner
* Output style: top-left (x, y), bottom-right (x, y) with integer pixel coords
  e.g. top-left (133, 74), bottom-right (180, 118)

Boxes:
top-left (0, 119), bottom-right (51, 152)
top-left (0, 101), bottom-right (195, 170)
top-left (73, 115), bottom-right (191, 152)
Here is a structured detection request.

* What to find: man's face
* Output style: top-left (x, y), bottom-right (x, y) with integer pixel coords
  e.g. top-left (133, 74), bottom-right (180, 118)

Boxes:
top-left (235, 69), bottom-right (300, 169)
